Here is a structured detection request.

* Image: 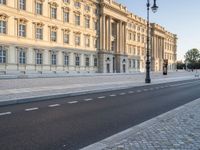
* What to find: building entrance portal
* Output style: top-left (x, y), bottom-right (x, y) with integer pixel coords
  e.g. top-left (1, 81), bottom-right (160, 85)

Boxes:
top-left (107, 64), bottom-right (110, 73)
top-left (123, 64), bottom-right (126, 73)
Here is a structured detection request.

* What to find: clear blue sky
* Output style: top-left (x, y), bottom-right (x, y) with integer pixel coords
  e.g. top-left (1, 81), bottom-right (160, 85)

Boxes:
top-left (117, 0), bottom-right (200, 60)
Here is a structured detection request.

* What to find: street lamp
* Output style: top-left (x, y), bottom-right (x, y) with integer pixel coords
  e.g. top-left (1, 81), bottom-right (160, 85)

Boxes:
top-left (145, 0), bottom-right (158, 83)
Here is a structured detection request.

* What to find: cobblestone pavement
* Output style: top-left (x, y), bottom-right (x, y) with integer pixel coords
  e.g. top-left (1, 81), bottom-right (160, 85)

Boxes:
top-left (82, 98), bottom-right (200, 150)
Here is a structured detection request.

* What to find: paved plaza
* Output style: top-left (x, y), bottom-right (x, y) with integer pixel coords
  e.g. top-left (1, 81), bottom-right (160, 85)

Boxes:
top-left (82, 97), bottom-right (200, 150)
top-left (0, 71), bottom-right (198, 106)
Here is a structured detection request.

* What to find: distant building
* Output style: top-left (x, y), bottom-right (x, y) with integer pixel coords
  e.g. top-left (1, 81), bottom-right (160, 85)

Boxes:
top-left (0, 0), bottom-right (177, 75)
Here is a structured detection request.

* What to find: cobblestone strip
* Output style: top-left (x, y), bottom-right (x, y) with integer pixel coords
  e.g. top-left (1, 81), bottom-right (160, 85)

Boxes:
top-left (82, 98), bottom-right (200, 150)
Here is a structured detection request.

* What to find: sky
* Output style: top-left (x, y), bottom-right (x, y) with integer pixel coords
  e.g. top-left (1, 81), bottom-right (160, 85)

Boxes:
top-left (117, 0), bottom-right (200, 61)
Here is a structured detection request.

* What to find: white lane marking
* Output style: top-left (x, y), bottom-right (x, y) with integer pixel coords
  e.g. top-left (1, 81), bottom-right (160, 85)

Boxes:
top-left (98, 96), bottom-right (105, 99)
top-left (84, 98), bottom-right (93, 101)
top-left (110, 94), bottom-right (116, 97)
top-left (155, 87), bottom-right (160, 89)
top-left (137, 90), bottom-right (141, 93)
top-left (143, 89), bottom-right (148, 91)
top-left (49, 104), bottom-right (60, 107)
top-left (128, 91), bottom-right (134, 94)
top-left (119, 93), bottom-right (126, 95)
top-left (68, 101), bottom-right (78, 104)
top-left (25, 107), bottom-right (39, 111)
top-left (0, 112), bottom-right (12, 116)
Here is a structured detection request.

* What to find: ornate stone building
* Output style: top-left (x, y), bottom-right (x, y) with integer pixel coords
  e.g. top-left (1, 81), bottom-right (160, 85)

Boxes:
top-left (0, 0), bottom-right (177, 75)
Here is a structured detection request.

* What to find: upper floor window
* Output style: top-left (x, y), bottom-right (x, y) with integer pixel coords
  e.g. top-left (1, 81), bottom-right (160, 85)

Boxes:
top-left (0, 46), bottom-right (6, 63)
top-left (0, 20), bottom-right (6, 34)
top-left (51, 7), bottom-right (57, 19)
top-left (18, 48), bottom-right (26, 64)
top-left (19, 0), bottom-right (26, 10)
top-left (63, 0), bottom-right (70, 4)
top-left (35, 51), bottom-right (43, 65)
top-left (74, 1), bottom-right (81, 8)
top-left (36, 28), bottom-right (43, 40)
top-left (85, 36), bottom-right (90, 47)
top-left (0, 0), bottom-right (6, 5)
top-left (36, 2), bottom-right (43, 15)
top-left (75, 15), bottom-right (80, 26)
top-left (19, 24), bottom-right (26, 37)
top-left (85, 17), bottom-right (90, 28)
top-left (64, 12), bottom-right (69, 23)
top-left (51, 31), bottom-right (57, 42)
top-left (75, 34), bottom-right (80, 46)
top-left (63, 33), bottom-right (69, 44)
top-left (85, 5), bottom-right (90, 12)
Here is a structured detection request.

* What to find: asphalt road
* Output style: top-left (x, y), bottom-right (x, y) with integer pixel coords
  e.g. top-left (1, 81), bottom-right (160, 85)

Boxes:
top-left (0, 79), bottom-right (200, 150)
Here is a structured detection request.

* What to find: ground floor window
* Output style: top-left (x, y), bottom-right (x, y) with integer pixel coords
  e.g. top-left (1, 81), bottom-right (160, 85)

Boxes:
top-left (94, 57), bottom-right (97, 67)
top-left (0, 46), bottom-right (6, 63)
top-left (18, 48), bottom-right (26, 64)
top-left (75, 55), bottom-right (80, 66)
top-left (64, 55), bottom-right (69, 66)
top-left (36, 52), bottom-right (43, 65)
top-left (85, 57), bottom-right (90, 67)
top-left (51, 53), bottom-right (57, 65)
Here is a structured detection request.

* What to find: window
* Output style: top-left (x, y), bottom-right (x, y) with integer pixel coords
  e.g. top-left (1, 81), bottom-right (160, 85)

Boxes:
top-left (19, 49), bottom-right (26, 64)
top-left (85, 5), bottom-right (90, 12)
top-left (85, 18), bottom-right (90, 28)
top-left (129, 32), bottom-right (132, 40)
top-left (51, 53), bottom-right (56, 65)
top-left (51, 31), bottom-right (57, 42)
top-left (36, 28), bottom-right (43, 40)
top-left (111, 41), bottom-right (115, 51)
top-left (133, 59), bottom-right (136, 68)
top-left (0, 46), bottom-right (6, 63)
top-left (94, 38), bottom-right (97, 48)
top-left (36, 2), bottom-right (42, 15)
top-left (75, 55), bottom-right (80, 66)
top-left (75, 15), bottom-right (80, 26)
top-left (51, 7), bottom-right (57, 19)
top-left (19, 0), bottom-right (26, 10)
top-left (64, 12), bottom-right (69, 23)
top-left (137, 33), bottom-right (140, 42)
top-left (129, 60), bottom-right (131, 68)
top-left (0, 0), bottom-right (6, 4)
top-left (94, 57), bottom-right (97, 67)
top-left (137, 60), bottom-right (140, 69)
top-left (63, 0), bottom-right (70, 3)
top-left (137, 47), bottom-right (140, 55)
top-left (64, 54), bottom-right (69, 66)
top-left (19, 24), bottom-right (26, 37)
top-left (36, 52), bottom-right (43, 64)
top-left (74, 1), bottom-right (81, 8)
top-left (63, 34), bottom-right (69, 44)
top-left (85, 36), bottom-right (90, 47)
top-left (85, 57), bottom-right (89, 67)
top-left (75, 35), bottom-right (80, 46)
top-left (0, 20), bottom-right (6, 34)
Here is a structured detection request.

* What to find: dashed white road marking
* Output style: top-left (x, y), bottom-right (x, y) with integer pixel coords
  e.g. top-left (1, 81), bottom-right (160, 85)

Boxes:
top-left (128, 91), bottom-right (134, 94)
top-left (84, 98), bottom-right (93, 101)
top-left (110, 94), bottom-right (116, 97)
top-left (68, 101), bottom-right (78, 104)
top-left (25, 107), bottom-right (39, 111)
top-left (143, 89), bottom-right (148, 91)
top-left (155, 87), bottom-right (160, 89)
top-left (98, 96), bottom-right (106, 99)
top-left (119, 93), bottom-right (126, 95)
top-left (48, 104), bottom-right (60, 107)
top-left (0, 112), bottom-right (12, 116)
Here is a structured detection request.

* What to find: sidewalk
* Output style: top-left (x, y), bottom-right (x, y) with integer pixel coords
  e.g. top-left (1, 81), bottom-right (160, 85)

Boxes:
top-left (0, 71), bottom-right (198, 106)
top-left (82, 97), bottom-right (200, 150)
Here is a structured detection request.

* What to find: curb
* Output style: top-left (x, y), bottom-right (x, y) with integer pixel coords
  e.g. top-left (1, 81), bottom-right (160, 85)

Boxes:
top-left (0, 76), bottom-right (198, 107)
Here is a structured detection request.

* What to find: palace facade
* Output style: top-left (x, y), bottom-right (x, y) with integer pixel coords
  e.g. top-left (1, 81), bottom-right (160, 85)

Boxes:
top-left (0, 0), bottom-right (177, 75)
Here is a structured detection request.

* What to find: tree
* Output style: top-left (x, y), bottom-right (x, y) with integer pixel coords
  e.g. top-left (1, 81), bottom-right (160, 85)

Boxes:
top-left (184, 48), bottom-right (200, 69)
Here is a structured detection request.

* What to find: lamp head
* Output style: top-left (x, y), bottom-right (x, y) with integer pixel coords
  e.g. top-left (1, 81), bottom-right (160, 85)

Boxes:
top-left (151, 0), bottom-right (158, 13)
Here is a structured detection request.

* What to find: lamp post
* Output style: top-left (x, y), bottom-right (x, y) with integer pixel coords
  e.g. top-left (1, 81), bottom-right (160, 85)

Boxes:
top-left (145, 0), bottom-right (158, 83)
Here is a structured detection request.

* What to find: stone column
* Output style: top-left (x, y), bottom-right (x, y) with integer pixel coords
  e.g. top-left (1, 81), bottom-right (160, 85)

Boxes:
top-left (124, 22), bottom-right (127, 54)
top-left (102, 15), bottom-right (106, 50)
top-left (108, 16), bottom-right (111, 51)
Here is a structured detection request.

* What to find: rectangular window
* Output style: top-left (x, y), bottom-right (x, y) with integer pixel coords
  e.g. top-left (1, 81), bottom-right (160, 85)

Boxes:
top-left (19, 0), bottom-right (26, 10)
top-left (51, 7), bottom-right (57, 19)
top-left (64, 55), bottom-right (69, 66)
top-left (0, 20), bottom-right (6, 34)
top-left (0, 46), bottom-right (6, 63)
top-left (64, 34), bottom-right (69, 44)
top-left (75, 15), bottom-right (80, 26)
top-left (19, 24), bottom-right (26, 37)
top-left (85, 5), bottom-right (90, 11)
top-left (36, 52), bottom-right (43, 65)
top-left (51, 53), bottom-right (56, 65)
top-left (36, 2), bottom-right (42, 15)
top-left (137, 60), bottom-right (140, 69)
top-left (85, 18), bottom-right (90, 28)
top-left (51, 31), bottom-right (57, 42)
top-left (36, 28), bottom-right (43, 40)
top-left (0, 0), bottom-right (6, 4)
top-left (19, 49), bottom-right (26, 64)
top-left (74, 2), bottom-right (81, 8)
top-left (133, 60), bottom-right (136, 68)
top-left (64, 12), bottom-right (69, 22)
top-left (85, 57), bottom-right (89, 67)
top-left (85, 36), bottom-right (90, 47)
top-left (75, 56), bottom-right (80, 66)
top-left (63, 0), bottom-right (70, 4)
top-left (129, 60), bottom-right (132, 68)
top-left (94, 57), bottom-right (97, 67)
top-left (75, 35), bottom-right (80, 46)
